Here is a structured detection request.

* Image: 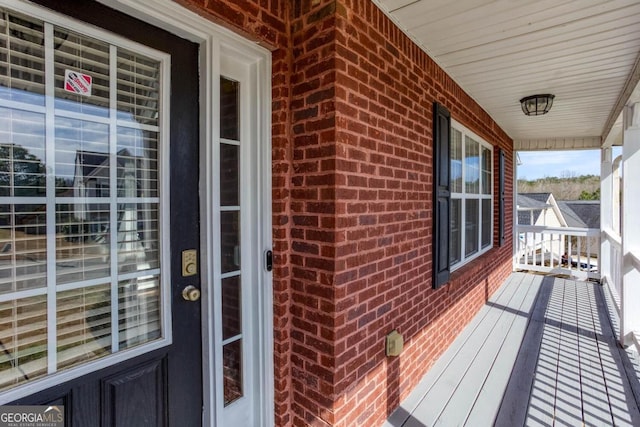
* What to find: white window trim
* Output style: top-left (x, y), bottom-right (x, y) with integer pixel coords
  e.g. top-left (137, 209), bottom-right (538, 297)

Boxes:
top-left (451, 119), bottom-right (494, 271)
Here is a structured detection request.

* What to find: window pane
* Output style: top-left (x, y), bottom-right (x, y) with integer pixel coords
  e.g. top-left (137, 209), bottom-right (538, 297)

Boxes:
top-left (451, 128), bottom-right (462, 193)
top-left (220, 143), bottom-right (239, 206)
top-left (53, 28), bottom-right (110, 117)
top-left (117, 128), bottom-right (159, 198)
top-left (0, 295), bottom-right (48, 391)
top-left (56, 203), bottom-right (110, 284)
top-left (465, 136), bottom-right (480, 194)
top-left (482, 199), bottom-right (492, 249)
top-left (482, 146), bottom-right (491, 195)
top-left (0, 109), bottom-right (46, 197)
top-left (222, 275), bottom-right (241, 340)
top-left (0, 10), bottom-right (46, 105)
top-left (55, 118), bottom-right (110, 196)
top-left (117, 48), bottom-right (160, 126)
top-left (57, 284), bottom-right (111, 371)
top-left (450, 198), bottom-right (461, 264)
top-left (0, 204), bottom-right (47, 294)
top-left (221, 211), bottom-right (240, 273)
top-left (220, 77), bottom-right (239, 141)
top-left (118, 276), bottom-right (161, 350)
top-left (465, 199), bottom-right (479, 257)
top-left (117, 203), bottom-right (159, 274)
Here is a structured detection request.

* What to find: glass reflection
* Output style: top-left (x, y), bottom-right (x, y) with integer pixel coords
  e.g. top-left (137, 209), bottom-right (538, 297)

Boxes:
top-left (220, 143), bottom-right (239, 206)
top-left (0, 295), bottom-right (48, 391)
top-left (0, 204), bottom-right (47, 294)
top-left (221, 211), bottom-right (240, 273)
top-left (223, 340), bottom-right (243, 406)
top-left (220, 77), bottom-right (239, 141)
top-left (222, 275), bottom-right (241, 340)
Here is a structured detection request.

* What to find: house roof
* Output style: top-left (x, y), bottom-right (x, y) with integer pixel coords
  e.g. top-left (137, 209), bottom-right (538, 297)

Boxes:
top-left (74, 149), bottom-right (133, 178)
top-left (517, 193), bottom-right (551, 225)
top-left (557, 201), bottom-right (600, 229)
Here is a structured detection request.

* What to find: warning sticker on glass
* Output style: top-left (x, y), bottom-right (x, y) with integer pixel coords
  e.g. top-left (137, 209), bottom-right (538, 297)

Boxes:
top-left (64, 69), bottom-right (92, 96)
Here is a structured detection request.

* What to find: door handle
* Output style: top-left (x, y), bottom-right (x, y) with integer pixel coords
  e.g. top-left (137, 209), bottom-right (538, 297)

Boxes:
top-left (182, 285), bottom-right (201, 302)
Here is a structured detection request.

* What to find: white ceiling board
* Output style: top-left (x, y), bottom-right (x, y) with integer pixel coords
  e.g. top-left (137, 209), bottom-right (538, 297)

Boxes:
top-left (372, 0), bottom-right (640, 146)
top-left (429, 0), bottom-right (639, 54)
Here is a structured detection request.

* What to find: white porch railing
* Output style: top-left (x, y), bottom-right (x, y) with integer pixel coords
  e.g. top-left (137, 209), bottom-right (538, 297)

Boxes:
top-left (515, 224), bottom-right (600, 280)
top-left (601, 227), bottom-right (623, 316)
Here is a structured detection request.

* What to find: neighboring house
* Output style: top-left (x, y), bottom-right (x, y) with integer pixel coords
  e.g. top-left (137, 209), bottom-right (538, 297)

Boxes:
top-left (558, 200), bottom-right (601, 258)
top-left (517, 193), bottom-right (565, 263)
top-left (517, 193), bottom-right (600, 268)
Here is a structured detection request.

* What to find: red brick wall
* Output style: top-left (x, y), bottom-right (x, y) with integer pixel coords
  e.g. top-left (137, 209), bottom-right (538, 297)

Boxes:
top-left (327, 2), bottom-right (514, 425)
top-left (176, 1), bottom-right (514, 426)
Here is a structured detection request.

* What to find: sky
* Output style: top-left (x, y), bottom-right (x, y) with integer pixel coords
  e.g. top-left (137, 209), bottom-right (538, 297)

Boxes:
top-left (517, 149), bottom-right (605, 180)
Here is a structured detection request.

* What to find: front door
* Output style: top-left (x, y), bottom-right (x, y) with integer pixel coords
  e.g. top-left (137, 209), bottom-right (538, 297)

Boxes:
top-left (0, 1), bottom-right (202, 425)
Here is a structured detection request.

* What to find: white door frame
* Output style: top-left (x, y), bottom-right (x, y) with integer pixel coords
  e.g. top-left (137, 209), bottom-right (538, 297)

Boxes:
top-left (98, 1), bottom-right (274, 425)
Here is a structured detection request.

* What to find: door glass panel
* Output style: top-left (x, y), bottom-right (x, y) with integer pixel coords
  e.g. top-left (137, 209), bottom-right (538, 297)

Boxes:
top-left (0, 204), bottom-right (47, 294)
top-left (116, 49), bottom-right (160, 126)
top-left (0, 109), bottom-right (46, 197)
top-left (0, 11), bottom-right (45, 105)
top-left (222, 275), bottom-right (241, 340)
top-left (220, 144), bottom-right (239, 206)
top-left (220, 78), bottom-right (239, 141)
top-left (55, 203), bottom-right (110, 284)
top-left (118, 275), bottom-right (161, 350)
top-left (221, 211), bottom-right (240, 274)
top-left (0, 295), bottom-right (48, 391)
top-left (55, 118), bottom-right (110, 195)
top-left (223, 340), bottom-right (242, 406)
top-left (0, 7), bottom-right (168, 392)
top-left (53, 28), bottom-right (110, 117)
top-left (56, 284), bottom-right (111, 371)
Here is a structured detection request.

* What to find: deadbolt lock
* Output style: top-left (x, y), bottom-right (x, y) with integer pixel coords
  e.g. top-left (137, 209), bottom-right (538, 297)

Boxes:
top-left (182, 249), bottom-right (197, 277)
top-left (182, 285), bottom-right (201, 302)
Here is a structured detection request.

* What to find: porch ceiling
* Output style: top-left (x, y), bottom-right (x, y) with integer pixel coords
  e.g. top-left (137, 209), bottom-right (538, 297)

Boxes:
top-left (373, 0), bottom-right (640, 150)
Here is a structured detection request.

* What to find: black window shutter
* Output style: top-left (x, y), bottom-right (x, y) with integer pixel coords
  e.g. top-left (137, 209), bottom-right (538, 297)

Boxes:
top-left (499, 149), bottom-right (506, 246)
top-left (433, 102), bottom-right (451, 288)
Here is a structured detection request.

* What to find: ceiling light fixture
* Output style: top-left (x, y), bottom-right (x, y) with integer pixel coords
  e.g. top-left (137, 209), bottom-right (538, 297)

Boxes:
top-left (520, 94), bottom-right (555, 116)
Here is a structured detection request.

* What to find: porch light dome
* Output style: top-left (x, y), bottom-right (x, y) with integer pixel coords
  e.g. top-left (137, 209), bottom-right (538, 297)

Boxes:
top-left (519, 94), bottom-right (555, 116)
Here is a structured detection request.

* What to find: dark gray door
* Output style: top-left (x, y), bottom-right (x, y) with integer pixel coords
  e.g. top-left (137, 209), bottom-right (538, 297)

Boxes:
top-left (2, 1), bottom-right (202, 425)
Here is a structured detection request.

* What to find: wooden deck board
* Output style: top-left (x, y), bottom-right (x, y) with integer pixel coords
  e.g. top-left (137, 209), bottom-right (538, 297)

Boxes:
top-left (383, 273), bottom-right (526, 427)
top-left (386, 273), bottom-right (640, 427)
top-left (404, 274), bottom-right (529, 426)
top-left (434, 274), bottom-right (542, 426)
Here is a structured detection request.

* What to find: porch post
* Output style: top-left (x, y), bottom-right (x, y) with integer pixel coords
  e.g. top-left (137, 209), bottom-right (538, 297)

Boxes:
top-left (600, 147), bottom-right (612, 288)
top-left (621, 102), bottom-right (640, 346)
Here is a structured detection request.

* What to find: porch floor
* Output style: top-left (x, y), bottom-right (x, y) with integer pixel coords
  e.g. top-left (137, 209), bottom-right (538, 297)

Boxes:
top-left (384, 272), bottom-right (640, 426)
